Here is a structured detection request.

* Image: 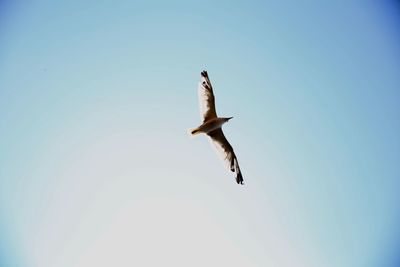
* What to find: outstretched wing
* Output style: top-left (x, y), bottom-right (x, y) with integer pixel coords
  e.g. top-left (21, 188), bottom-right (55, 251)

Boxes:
top-left (198, 70), bottom-right (217, 122)
top-left (207, 128), bottom-right (244, 184)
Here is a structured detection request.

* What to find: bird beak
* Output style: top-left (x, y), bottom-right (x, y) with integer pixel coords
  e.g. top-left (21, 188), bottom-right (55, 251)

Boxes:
top-left (227, 117), bottom-right (233, 121)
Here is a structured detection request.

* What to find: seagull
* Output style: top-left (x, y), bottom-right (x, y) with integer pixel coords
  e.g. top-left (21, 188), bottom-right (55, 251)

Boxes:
top-left (190, 70), bottom-right (244, 185)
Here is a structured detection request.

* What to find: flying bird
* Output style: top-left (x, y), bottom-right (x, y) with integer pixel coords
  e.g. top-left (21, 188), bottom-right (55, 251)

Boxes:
top-left (190, 71), bottom-right (244, 185)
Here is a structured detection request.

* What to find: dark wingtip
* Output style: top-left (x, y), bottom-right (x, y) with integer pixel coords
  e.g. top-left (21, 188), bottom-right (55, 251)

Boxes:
top-left (230, 158), bottom-right (235, 172)
top-left (236, 173), bottom-right (244, 185)
top-left (201, 70), bottom-right (208, 77)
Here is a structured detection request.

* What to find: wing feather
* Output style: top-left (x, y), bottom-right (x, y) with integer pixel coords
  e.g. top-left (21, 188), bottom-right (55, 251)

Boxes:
top-left (198, 71), bottom-right (217, 122)
top-left (207, 128), bottom-right (244, 184)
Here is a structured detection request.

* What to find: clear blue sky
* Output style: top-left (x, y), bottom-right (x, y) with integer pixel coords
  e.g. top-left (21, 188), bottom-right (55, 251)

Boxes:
top-left (1, 1), bottom-right (399, 267)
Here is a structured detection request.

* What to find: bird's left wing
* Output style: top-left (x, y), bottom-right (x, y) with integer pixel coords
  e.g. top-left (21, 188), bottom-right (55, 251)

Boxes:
top-left (207, 128), bottom-right (244, 184)
top-left (198, 71), bottom-right (218, 122)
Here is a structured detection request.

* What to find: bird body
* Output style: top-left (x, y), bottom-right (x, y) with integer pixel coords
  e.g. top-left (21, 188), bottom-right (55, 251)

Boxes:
top-left (191, 117), bottom-right (232, 135)
top-left (190, 71), bottom-right (244, 185)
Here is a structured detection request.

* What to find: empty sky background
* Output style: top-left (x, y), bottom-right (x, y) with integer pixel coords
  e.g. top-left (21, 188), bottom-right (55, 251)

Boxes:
top-left (1, 1), bottom-right (400, 267)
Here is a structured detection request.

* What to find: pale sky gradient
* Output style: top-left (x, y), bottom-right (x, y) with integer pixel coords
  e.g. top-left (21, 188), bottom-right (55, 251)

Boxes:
top-left (1, 1), bottom-right (400, 267)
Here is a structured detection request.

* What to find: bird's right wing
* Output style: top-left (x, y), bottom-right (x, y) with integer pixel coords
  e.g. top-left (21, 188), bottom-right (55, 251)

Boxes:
top-left (207, 128), bottom-right (244, 184)
top-left (198, 70), bottom-right (218, 122)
